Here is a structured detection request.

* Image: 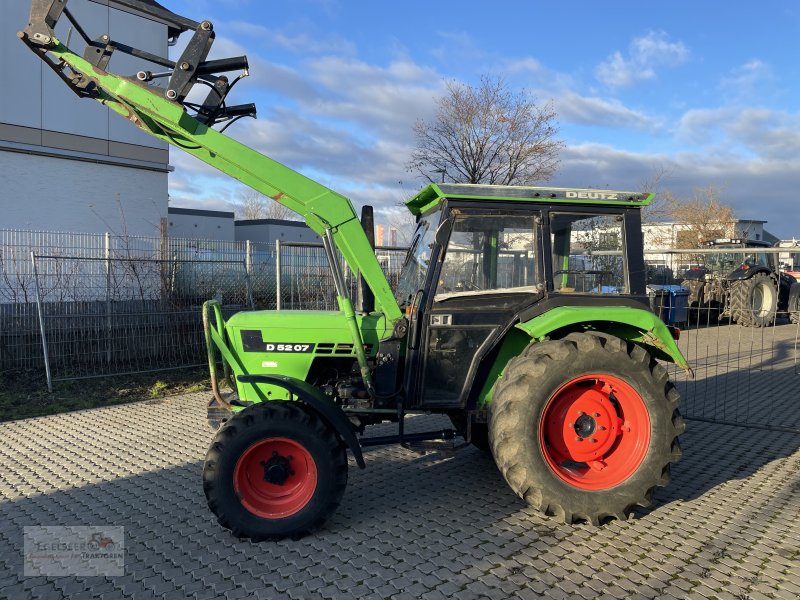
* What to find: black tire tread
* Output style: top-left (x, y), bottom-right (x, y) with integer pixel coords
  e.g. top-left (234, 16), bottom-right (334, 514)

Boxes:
top-left (789, 287), bottom-right (800, 324)
top-left (490, 332), bottom-right (683, 525)
top-left (203, 401), bottom-right (347, 541)
top-left (730, 273), bottom-right (777, 327)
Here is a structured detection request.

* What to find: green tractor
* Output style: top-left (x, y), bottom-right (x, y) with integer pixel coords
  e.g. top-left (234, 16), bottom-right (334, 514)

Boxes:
top-left (680, 238), bottom-right (799, 327)
top-left (20, 0), bottom-right (689, 539)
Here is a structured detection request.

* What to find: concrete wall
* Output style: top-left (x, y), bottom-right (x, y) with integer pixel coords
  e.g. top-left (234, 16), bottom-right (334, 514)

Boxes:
top-left (168, 208), bottom-right (235, 240)
top-left (235, 220), bottom-right (319, 245)
top-left (2, 152), bottom-right (167, 236)
top-left (732, 221), bottom-right (765, 241)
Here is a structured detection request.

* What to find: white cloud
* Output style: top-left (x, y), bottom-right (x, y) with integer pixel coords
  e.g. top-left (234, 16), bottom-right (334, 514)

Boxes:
top-left (430, 31), bottom-right (488, 67)
top-left (555, 91), bottom-right (660, 131)
top-left (725, 108), bottom-right (800, 159)
top-left (676, 106), bottom-right (800, 161)
top-left (223, 21), bottom-right (356, 56)
top-left (719, 59), bottom-right (775, 102)
top-left (552, 143), bottom-right (800, 236)
top-left (504, 57), bottom-right (544, 75)
top-left (676, 107), bottom-right (736, 144)
top-left (596, 31), bottom-right (689, 89)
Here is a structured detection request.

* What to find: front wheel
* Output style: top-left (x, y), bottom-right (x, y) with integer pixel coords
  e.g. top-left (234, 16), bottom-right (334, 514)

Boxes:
top-left (203, 401), bottom-right (348, 540)
top-left (490, 332), bottom-right (684, 524)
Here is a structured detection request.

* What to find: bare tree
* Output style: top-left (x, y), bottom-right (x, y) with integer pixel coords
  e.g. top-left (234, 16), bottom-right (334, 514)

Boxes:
top-left (639, 164), bottom-right (674, 224)
top-left (235, 188), bottom-right (299, 221)
top-left (666, 185), bottom-right (737, 248)
top-left (408, 75), bottom-right (564, 185)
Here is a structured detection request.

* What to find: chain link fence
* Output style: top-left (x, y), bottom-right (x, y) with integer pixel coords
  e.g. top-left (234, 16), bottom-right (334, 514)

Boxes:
top-left (2, 229), bottom-right (798, 431)
top-left (0, 229), bottom-right (407, 384)
top-left (643, 247), bottom-right (799, 431)
top-left (276, 241), bottom-right (407, 310)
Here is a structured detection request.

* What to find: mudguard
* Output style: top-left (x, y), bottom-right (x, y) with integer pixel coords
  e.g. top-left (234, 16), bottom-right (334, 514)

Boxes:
top-left (725, 266), bottom-right (773, 282)
top-left (515, 306), bottom-right (689, 370)
top-left (237, 374), bottom-right (366, 469)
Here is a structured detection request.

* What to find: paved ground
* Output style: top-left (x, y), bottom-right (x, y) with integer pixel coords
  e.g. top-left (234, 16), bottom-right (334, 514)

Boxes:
top-left (1, 323), bottom-right (799, 599)
top-left (671, 319), bottom-right (799, 430)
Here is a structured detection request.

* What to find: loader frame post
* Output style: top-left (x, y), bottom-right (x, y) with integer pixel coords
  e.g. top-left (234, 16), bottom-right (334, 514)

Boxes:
top-left (322, 230), bottom-right (374, 396)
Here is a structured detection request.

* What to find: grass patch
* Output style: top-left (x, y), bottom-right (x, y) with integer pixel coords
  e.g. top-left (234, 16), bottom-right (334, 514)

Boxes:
top-left (0, 367), bottom-right (212, 422)
top-left (149, 380), bottom-right (169, 398)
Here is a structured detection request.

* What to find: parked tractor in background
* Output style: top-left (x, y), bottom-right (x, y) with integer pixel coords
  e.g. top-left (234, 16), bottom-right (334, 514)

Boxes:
top-left (20, 0), bottom-right (691, 540)
top-left (680, 239), bottom-right (798, 327)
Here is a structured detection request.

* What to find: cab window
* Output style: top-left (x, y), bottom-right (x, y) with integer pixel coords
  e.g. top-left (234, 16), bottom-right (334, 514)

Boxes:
top-left (395, 214), bottom-right (437, 308)
top-left (550, 212), bottom-right (627, 294)
top-left (436, 214), bottom-right (538, 297)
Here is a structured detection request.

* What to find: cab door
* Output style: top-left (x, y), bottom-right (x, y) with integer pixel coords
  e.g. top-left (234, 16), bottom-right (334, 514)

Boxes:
top-left (409, 209), bottom-right (544, 409)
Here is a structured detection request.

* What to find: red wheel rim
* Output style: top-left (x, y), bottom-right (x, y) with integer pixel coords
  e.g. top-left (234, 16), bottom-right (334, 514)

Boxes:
top-left (233, 438), bottom-right (317, 518)
top-left (540, 374), bottom-right (650, 490)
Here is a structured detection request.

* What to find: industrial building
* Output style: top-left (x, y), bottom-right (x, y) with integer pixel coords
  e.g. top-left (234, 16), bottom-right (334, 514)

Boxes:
top-left (167, 207), bottom-right (318, 244)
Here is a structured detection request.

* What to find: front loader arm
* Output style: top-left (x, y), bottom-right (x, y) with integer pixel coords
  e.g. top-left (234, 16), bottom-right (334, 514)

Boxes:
top-left (18, 0), bottom-right (403, 326)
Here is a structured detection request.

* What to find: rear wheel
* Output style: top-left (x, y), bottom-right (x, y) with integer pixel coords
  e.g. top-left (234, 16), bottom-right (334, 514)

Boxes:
top-left (789, 285), bottom-right (800, 324)
top-left (730, 273), bottom-right (777, 327)
top-left (203, 401), bottom-right (348, 540)
top-left (489, 332), bottom-right (684, 524)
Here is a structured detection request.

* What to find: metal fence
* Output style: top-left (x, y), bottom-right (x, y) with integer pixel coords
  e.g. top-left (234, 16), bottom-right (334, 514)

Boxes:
top-left (2, 229), bottom-right (798, 431)
top-left (669, 319), bottom-right (799, 432)
top-left (641, 247), bottom-right (799, 432)
top-left (0, 229), bottom-right (407, 385)
top-left (276, 241), bottom-right (407, 310)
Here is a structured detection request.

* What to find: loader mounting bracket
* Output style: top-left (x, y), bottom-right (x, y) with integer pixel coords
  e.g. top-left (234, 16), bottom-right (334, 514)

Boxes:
top-left (19, 0), bottom-right (255, 126)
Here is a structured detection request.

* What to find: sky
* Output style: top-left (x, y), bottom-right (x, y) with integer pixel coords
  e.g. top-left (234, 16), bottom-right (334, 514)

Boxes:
top-left (163, 0), bottom-right (800, 238)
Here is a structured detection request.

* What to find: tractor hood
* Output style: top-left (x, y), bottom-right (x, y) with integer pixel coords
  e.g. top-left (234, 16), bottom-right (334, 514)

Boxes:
top-left (225, 310), bottom-right (390, 352)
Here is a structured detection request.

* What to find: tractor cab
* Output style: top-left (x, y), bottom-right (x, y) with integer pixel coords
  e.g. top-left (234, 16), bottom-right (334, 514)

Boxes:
top-left (394, 184), bottom-right (654, 410)
top-left (696, 238), bottom-right (774, 280)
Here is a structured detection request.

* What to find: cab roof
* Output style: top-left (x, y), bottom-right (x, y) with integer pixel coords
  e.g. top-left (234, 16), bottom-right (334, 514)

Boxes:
top-left (405, 183), bottom-right (654, 216)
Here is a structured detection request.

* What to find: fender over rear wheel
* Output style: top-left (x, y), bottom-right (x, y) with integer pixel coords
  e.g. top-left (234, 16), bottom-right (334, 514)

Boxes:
top-left (489, 332), bottom-right (684, 525)
top-left (203, 401), bottom-right (348, 540)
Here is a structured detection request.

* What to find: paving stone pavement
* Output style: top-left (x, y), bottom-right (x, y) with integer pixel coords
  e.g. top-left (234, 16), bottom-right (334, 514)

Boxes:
top-left (1, 323), bottom-right (799, 599)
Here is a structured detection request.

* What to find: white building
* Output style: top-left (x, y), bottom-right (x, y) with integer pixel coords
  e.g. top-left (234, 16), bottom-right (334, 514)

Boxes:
top-left (0, 0), bottom-right (173, 236)
top-left (641, 220), bottom-right (771, 249)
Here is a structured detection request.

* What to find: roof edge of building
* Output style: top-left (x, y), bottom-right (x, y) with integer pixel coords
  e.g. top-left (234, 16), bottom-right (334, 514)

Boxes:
top-left (235, 219), bottom-right (310, 227)
top-left (168, 207), bottom-right (234, 218)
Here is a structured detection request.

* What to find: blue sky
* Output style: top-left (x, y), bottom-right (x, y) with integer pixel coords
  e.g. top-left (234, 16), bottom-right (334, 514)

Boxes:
top-left (165, 0), bottom-right (800, 238)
